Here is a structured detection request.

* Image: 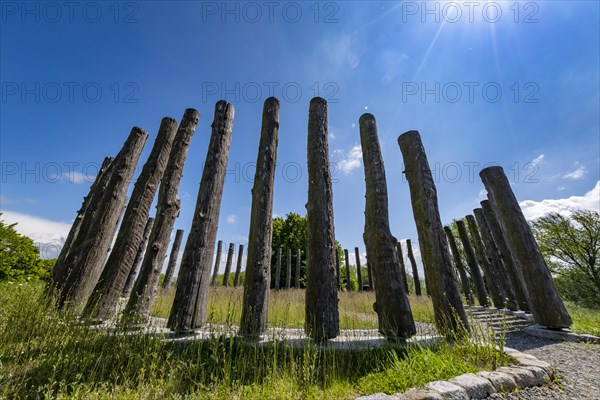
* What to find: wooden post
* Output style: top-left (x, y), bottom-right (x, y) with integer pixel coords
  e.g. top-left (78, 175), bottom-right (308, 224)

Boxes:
top-left (355, 247), bottom-right (363, 291)
top-left (360, 114), bottom-right (415, 337)
top-left (239, 97), bottom-right (279, 336)
top-left (51, 156), bottom-right (114, 290)
top-left (481, 200), bottom-right (530, 311)
top-left (84, 117), bottom-right (178, 319)
top-left (480, 167), bottom-right (571, 328)
top-left (166, 101), bottom-right (235, 333)
top-left (222, 243), bottom-right (235, 287)
top-left (344, 249), bottom-right (352, 291)
top-left (366, 262), bottom-right (374, 290)
top-left (124, 109), bottom-right (199, 324)
top-left (57, 127), bottom-right (148, 309)
top-left (295, 249), bottom-right (301, 289)
top-left (406, 239), bottom-right (421, 296)
top-left (233, 244), bottom-right (244, 287)
top-left (444, 226), bottom-right (474, 306)
top-left (211, 241), bottom-right (223, 287)
top-left (465, 215), bottom-right (505, 308)
top-left (395, 241), bottom-right (410, 294)
top-left (456, 220), bottom-right (489, 307)
top-left (274, 247), bottom-right (282, 290)
top-left (285, 248), bottom-right (292, 289)
top-left (122, 217), bottom-right (154, 297)
top-left (474, 208), bottom-right (516, 310)
top-left (305, 97), bottom-right (339, 341)
top-left (398, 130), bottom-right (469, 336)
top-left (162, 229), bottom-right (184, 289)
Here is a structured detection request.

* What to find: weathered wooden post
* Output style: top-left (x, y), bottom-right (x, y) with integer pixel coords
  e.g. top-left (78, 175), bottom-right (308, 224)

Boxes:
top-left (398, 131), bottom-right (469, 336)
top-left (465, 215), bottom-right (505, 308)
top-left (305, 97), bottom-right (339, 341)
top-left (344, 249), bottom-right (352, 291)
top-left (456, 220), bottom-right (489, 307)
top-left (474, 208), bottom-right (516, 310)
top-left (124, 109), bottom-right (199, 324)
top-left (406, 239), bottom-right (421, 296)
top-left (239, 97), bottom-right (279, 336)
top-left (57, 127), bottom-right (148, 309)
top-left (233, 244), bottom-right (244, 287)
top-left (285, 248), bottom-right (292, 289)
top-left (480, 167), bottom-right (572, 328)
top-left (84, 118), bottom-right (177, 319)
top-left (295, 249), bottom-right (301, 289)
top-left (481, 200), bottom-right (530, 312)
top-left (355, 247), bottom-right (364, 291)
top-left (51, 156), bottom-right (113, 289)
top-left (167, 101), bottom-right (235, 333)
top-left (274, 247), bottom-right (282, 290)
top-left (395, 241), bottom-right (410, 294)
top-left (444, 226), bottom-right (474, 306)
top-left (222, 243), bottom-right (235, 287)
top-left (123, 217), bottom-right (154, 297)
top-left (360, 114), bottom-right (415, 337)
top-left (162, 229), bottom-right (184, 289)
top-left (210, 241), bottom-right (223, 287)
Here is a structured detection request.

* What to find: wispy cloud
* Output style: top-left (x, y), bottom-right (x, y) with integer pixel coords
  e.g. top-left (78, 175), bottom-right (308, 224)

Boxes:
top-left (530, 154), bottom-right (545, 165)
top-left (562, 165), bottom-right (587, 180)
top-left (335, 145), bottom-right (363, 174)
top-left (321, 34), bottom-right (360, 69)
top-left (520, 181), bottom-right (600, 220)
top-left (226, 214), bottom-right (238, 224)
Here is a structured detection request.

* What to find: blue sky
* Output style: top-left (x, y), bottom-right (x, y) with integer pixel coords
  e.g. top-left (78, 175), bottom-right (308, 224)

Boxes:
top-left (1, 1), bottom-right (599, 273)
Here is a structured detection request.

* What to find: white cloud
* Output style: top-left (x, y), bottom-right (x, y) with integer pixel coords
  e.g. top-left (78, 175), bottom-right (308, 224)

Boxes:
top-left (321, 34), bottom-right (360, 69)
top-left (563, 165), bottom-right (587, 180)
top-left (62, 171), bottom-right (89, 184)
top-left (0, 195), bottom-right (12, 205)
top-left (336, 145), bottom-right (363, 174)
top-left (519, 181), bottom-right (600, 220)
top-left (226, 214), bottom-right (238, 224)
top-left (530, 154), bottom-right (545, 165)
top-left (0, 210), bottom-right (72, 258)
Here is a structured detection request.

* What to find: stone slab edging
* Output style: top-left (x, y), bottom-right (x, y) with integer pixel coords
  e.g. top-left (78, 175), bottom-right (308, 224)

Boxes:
top-left (355, 346), bottom-right (554, 400)
top-left (524, 324), bottom-right (600, 344)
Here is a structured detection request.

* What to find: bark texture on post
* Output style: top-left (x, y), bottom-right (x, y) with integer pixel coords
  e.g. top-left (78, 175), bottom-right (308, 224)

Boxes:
top-left (51, 156), bottom-right (114, 289)
top-left (123, 217), bottom-right (154, 297)
top-left (239, 97), bottom-right (279, 336)
top-left (360, 114), bottom-right (415, 337)
top-left (444, 226), bottom-right (474, 306)
top-left (480, 167), bottom-right (571, 328)
top-left (124, 109), bottom-right (199, 323)
top-left (233, 244), bottom-right (244, 287)
top-left (355, 247), bottom-right (363, 291)
top-left (211, 241), bottom-right (223, 287)
top-left (398, 131), bottom-right (469, 336)
top-left (465, 214), bottom-right (505, 308)
top-left (162, 229), bottom-right (184, 289)
top-left (85, 118), bottom-right (178, 319)
top-left (57, 127), bottom-right (148, 309)
top-left (295, 249), bottom-right (301, 289)
top-left (406, 239), bottom-right (421, 296)
top-left (474, 208), bottom-right (515, 309)
top-left (481, 200), bottom-right (530, 311)
top-left (305, 97), bottom-right (339, 341)
top-left (274, 247), bottom-right (282, 290)
top-left (344, 249), bottom-right (352, 291)
top-left (222, 243), bottom-right (235, 287)
top-left (286, 248), bottom-right (292, 289)
top-left (395, 241), bottom-right (410, 294)
top-left (457, 220), bottom-right (489, 307)
top-left (167, 102), bottom-right (234, 333)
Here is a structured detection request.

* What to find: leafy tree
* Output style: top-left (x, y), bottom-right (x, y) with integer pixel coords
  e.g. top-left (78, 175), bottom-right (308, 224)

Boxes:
top-left (271, 212), bottom-right (343, 288)
top-left (0, 213), bottom-right (52, 281)
top-left (531, 210), bottom-right (600, 308)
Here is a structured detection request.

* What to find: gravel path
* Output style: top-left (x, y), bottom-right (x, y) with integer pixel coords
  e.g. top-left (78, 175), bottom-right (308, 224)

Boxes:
top-left (490, 332), bottom-right (600, 399)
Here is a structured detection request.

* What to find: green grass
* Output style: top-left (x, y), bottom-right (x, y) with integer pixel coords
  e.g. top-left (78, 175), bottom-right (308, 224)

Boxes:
top-left (565, 302), bottom-right (600, 336)
top-left (0, 283), bottom-right (511, 399)
top-left (152, 286), bottom-right (436, 329)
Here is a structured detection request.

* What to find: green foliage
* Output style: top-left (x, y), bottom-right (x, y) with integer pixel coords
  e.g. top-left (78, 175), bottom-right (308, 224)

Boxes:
top-left (0, 213), bottom-right (52, 282)
top-left (531, 210), bottom-right (600, 308)
top-left (271, 212), bottom-right (343, 288)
